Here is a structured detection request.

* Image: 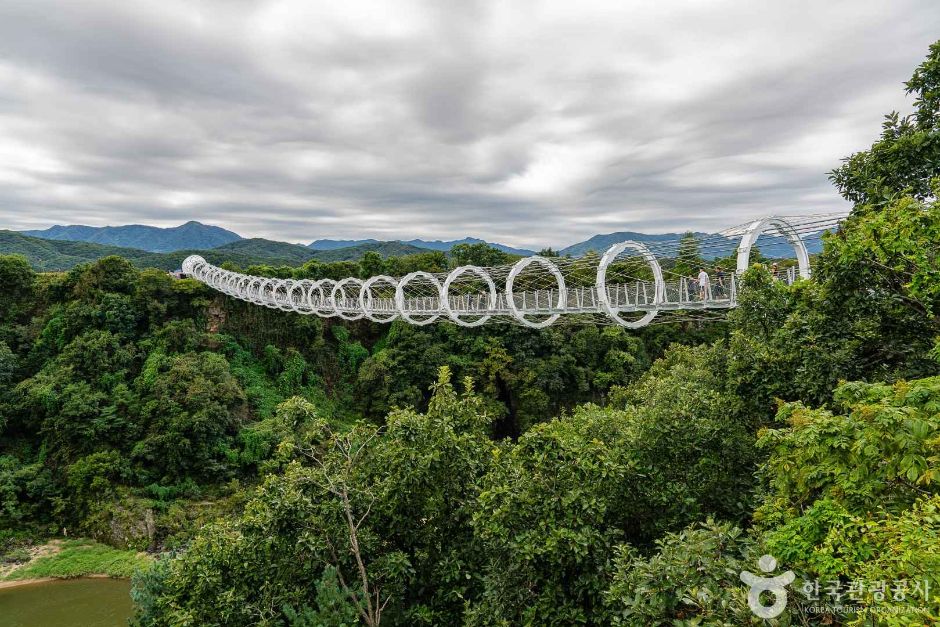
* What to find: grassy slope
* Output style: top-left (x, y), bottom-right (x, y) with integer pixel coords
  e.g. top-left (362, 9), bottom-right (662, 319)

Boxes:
top-left (2, 539), bottom-right (151, 580)
top-left (0, 230), bottom-right (146, 271)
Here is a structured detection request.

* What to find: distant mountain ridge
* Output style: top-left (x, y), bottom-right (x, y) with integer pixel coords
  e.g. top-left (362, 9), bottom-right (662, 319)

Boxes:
top-left (309, 238), bottom-right (380, 251)
top-left (0, 231), bottom-right (438, 272)
top-left (210, 239), bottom-right (432, 264)
top-left (23, 221), bottom-right (242, 252)
top-left (559, 232), bottom-right (710, 258)
top-left (16, 220), bottom-right (824, 265)
top-left (310, 236), bottom-right (535, 257)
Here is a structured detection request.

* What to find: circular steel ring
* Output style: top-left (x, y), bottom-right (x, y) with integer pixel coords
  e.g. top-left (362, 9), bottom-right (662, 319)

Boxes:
top-left (395, 271), bottom-right (443, 326)
top-left (331, 278), bottom-right (365, 321)
top-left (505, 256), bottom-right (566, 329)
top-left (360, 275), bottom-right (399, 323)
top-left (442, 266), bottom-right (497, 328)
top-left (596, 241), bottom-right (663, 328)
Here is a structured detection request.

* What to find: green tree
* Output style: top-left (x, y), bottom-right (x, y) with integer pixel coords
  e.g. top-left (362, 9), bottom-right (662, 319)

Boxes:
top-left (133, 352), bottom-right (247, 482)
top-left (753, 376), bottom-right (940, 623)
top-left (0, 341), bottom-right (15, 389)
top-left (605, 520), bottom-right (757, 626)
top-left (674, 232), bottom-right (703, 277)
top-left (0, 254), bottom-right (35, 325)
top-left (72, 256), bottom-right (138, 300)
top-left (65, 450), bottom-right (129, 525)
top-left (470, 344), bottom-right (754, 625)
top-left (450, 243), bottom-right (513, 268)
top-left (359, 251), bottom-right (386, 278)
top-left (134, 368), bottom-right (493, 626)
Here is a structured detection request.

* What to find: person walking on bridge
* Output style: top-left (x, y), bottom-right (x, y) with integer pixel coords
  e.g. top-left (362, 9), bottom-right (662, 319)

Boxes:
top-left (714, 266), bottom-right (725, 298)
top-left (698, 267), bottom-right (710, 301)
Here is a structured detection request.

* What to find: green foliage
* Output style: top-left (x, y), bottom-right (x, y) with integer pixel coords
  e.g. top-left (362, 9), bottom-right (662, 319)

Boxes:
top-left (134, 368), bottom-right (493, 626)
top-left (236, 397), bottom-right (320, 472)
top-left (755, 377), bottom-right (940, 623)
top-left (333, 325), bottom-right (369, 382)
top-left (66, 451), bottom-right (129, 522)
top-left (0, 455), bottom-right (55, 526)
top-left (470, 345), bottom-right (755, 625)
top-left (605, 520), bottom-right (756, 626)
top-left (469, 405), bottom-right (636, 625)
top-left (823, 195), bottom-right (940, 319)
top-left (756, 376), bottom-right (940, 526)
top-left (451, 242), bottom-right (515, 267)
top-left (371, 369), bottom-right (493, 623)
top-left (611, 344), bottom-right (756, 529)
top-left (133, 352), bottom-right (247, 482)
top-left (220, 335), bottom-right (286, 418)
top-left (0, 341), bottom-right (16, 387)
top-left (357, 322), bottom-right (653, 433)
top-left (280, 567), bottom-right (361, 626)
top-left (0, 254), bottom-right (35, 324)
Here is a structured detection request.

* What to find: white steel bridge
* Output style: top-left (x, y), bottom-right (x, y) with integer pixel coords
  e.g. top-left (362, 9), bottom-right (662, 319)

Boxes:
top-left (183, 214), bottom-right (843, 329)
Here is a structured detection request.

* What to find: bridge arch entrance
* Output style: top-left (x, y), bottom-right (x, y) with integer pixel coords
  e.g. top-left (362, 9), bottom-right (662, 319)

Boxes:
top-left (735, 216), bottom-right (810, 279)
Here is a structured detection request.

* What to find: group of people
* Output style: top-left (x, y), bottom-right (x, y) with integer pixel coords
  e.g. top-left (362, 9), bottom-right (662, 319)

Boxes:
top-left (694, 267), bottom-right (725, 301)
top-left (693, 263), bottom-right (787, 301)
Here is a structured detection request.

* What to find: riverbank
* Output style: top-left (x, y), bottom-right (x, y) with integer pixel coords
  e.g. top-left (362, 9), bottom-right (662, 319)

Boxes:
top-left (0, 538), bottom-right (151, 584)
top-left (0, 577), bottom-right (55, 589)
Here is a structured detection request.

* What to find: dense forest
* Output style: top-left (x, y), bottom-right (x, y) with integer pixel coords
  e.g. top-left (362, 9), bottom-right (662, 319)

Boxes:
top-left (0, 41), bottom-right (938, 626)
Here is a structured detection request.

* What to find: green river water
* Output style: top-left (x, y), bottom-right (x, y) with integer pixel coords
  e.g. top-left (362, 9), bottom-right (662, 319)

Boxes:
top-left (0, 578), bottom-right (133, 626)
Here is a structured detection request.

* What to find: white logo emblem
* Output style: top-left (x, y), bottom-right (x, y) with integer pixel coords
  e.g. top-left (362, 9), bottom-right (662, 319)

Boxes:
top-left (740, 554), bottom-right (795, 618)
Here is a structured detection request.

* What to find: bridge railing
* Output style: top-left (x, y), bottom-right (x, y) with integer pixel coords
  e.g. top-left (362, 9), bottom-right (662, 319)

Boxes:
top-left (324, 274), bottom-right (751, 317)
top-left (194, 264), bottom-right (795, 322)
top-left (182, 212), bottom-right (838, 329)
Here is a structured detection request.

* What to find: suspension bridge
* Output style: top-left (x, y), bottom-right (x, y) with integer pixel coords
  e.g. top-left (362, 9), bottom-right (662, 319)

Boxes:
top-left (183, 214), bottom-right (845, 329)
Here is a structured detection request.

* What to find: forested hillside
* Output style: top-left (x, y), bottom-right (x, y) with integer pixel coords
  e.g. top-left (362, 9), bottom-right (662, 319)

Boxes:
top-left (23, 221), bottom-right (242, 252)
top-left (0, 40), bottom-right (938, 627)
top-left (0, 231), bottom-right (438, 271)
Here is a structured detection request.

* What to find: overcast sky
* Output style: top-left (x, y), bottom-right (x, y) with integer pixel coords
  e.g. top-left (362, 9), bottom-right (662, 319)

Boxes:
top-left (0, 1), bottom-right (936, 249)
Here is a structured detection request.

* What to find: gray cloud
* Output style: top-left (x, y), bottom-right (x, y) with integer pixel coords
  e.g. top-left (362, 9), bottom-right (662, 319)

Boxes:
top-left (0, 0), bottom-right (937, 250)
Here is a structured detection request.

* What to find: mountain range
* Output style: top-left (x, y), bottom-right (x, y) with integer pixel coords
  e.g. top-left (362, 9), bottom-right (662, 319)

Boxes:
top-left (23, 221), bottom-right (241, 252)
top-left (310, 236), bottom-right (535, 256)
top-left (0, 231), bottom-right (436, 272)
top-left (21, 222), bottom-right (534, 256)
top-left (10, 220), bottom-right (825, 271)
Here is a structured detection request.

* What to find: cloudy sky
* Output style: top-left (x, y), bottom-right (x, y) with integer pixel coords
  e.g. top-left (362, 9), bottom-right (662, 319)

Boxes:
top-left (0, 1), bottom-right (936, 249)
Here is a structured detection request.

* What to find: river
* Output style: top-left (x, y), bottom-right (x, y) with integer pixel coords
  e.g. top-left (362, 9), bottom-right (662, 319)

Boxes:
top-left (0, 578), bottom-right (133, 626)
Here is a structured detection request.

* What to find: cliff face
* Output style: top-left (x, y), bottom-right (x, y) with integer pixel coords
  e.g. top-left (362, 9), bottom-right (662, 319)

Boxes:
top-left (207, 300), bottom-right (226, 334)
